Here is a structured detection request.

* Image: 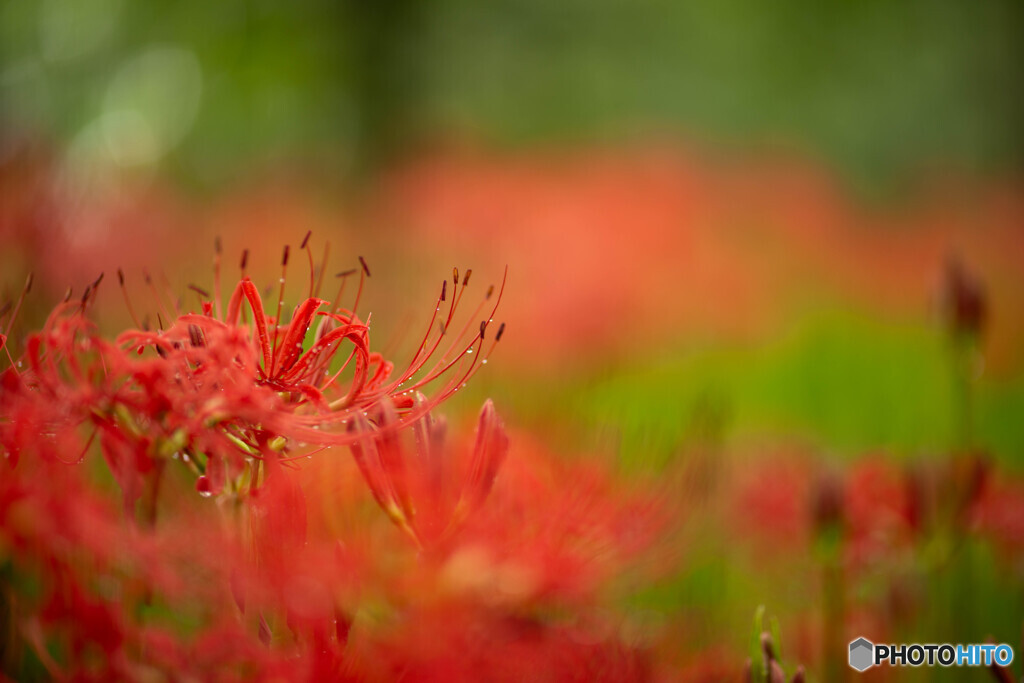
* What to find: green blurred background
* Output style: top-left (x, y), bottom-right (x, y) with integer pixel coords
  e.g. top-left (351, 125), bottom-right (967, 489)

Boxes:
top-left (2, 0), bottom-right (1022, 188)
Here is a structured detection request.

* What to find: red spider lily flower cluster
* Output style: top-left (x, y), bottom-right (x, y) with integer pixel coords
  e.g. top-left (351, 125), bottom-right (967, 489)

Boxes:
top-left (2, 235), bottom-right (506, 505)
top-left (0, 237), bottom-right (677, 681)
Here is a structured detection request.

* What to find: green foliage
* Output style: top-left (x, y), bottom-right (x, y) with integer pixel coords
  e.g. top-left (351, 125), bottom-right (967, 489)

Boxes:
top-left (2, 0), bottom-right (1021, 186)
top-left (552, 312), bottom-right (1024, 465)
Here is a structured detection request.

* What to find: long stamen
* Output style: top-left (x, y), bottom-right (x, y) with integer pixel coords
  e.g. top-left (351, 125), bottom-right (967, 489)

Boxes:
top-left (213, 236), bottom-right (224, 320)
top-left (300, 231), bottom-right (315, 300)
top-left (187, 284), bottom-right (210, 310)
top-left (393, 281), bottom-right (450, 387)
top-left (314, 241), bottom-right (330, 299)
top-left (144, 270), bottom-right (173, 323)
top-left (404, 267), bottom-right (506, 392)
top-left (79, 272), bottom-right (104, 312)
top-left (1, 272), bottom-right (33, 342)
top-left (351, 256), bottom-right (371, 318)
top-left (239, 249), bottom-right (250, 325)
top-left (157, 271), bottom-right (181, 317)
top-left (269, 245), bottom-right (290, 377)
top-left (117, 269), bottom-right (143, 329)
top-left (332, 269), bottom-right (356, 316)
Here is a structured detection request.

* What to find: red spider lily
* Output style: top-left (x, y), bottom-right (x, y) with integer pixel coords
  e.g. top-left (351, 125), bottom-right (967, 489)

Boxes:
top-left (3, 237), bottom-right (506, 512)
top-left (110, 238), bottom-right (507, 491)
top-left (348, 397), bottom-right (509, 548)
top-left (0, 229), bottom-right (699, 681)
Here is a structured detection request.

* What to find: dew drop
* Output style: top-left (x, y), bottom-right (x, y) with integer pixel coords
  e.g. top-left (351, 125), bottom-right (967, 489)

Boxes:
top-left (196, 476), bottom-right (213, 497)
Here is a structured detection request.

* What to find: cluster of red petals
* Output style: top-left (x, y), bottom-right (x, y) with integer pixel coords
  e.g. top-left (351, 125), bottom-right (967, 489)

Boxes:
top-left (2, 241), bottom-right (506, 503)
top-left (0, 246), bottom-right (679, 681)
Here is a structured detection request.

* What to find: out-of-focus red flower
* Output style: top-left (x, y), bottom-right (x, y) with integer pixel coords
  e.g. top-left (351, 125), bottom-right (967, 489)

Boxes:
top-left (377, 145), bottom-right (1024, 372)
top-left (974, 472), bottom-right (1024, 563)
top-left (729, 449), bottom-right (814, 556)
top-left (842, 457), bottom-right (915, 569)
top-left (347, 397), bottom-right (508, 548)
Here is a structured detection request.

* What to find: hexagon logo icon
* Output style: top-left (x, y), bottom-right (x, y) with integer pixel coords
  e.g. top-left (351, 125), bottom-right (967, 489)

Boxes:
top-left (849, 637), bottom-right (874, 672)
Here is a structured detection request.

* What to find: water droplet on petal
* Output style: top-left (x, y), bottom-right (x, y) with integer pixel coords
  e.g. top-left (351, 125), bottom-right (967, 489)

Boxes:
top-left (196, 476), bottom-right (213, 497)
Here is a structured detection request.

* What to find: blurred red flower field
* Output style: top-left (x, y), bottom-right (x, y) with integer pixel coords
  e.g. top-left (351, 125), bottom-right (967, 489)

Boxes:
top-left (2, 138), bottom-right (1023, 681)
